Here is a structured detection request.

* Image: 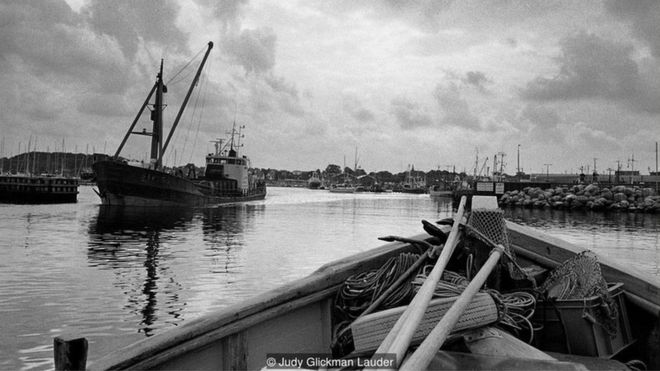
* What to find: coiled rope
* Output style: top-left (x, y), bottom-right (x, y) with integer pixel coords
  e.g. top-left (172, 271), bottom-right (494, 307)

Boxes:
top-left (332, 252), bottom-right (425, 355)
top-left (412, 266), bottom-right (537, 343)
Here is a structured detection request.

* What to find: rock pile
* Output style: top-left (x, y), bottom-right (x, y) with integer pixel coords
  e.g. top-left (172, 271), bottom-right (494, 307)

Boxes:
top-left (498, 184), bottom-right (660, 212)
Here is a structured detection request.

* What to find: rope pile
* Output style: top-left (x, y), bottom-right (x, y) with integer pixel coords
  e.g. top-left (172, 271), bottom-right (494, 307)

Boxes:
top-left (335, 252), bottom-right (422, 320)
top-left (412, 266), bottom-right (537, 343)
top-left (332, 252), bottom-right (424, 355)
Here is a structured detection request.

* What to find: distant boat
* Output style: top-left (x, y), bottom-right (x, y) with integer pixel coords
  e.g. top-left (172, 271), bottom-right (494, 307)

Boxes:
top-left (429, 184), bottom-right (451, 198)
top-left (307, 173), bottom-right (322, 189)
top-left (328, 183), bottom-right (356, 193)
top-left (93, 42), bottom-right (266, 207)
top-left (0, 173), bottom-right (78, 203)
top-left (397, 164), bottom-right (427, 194)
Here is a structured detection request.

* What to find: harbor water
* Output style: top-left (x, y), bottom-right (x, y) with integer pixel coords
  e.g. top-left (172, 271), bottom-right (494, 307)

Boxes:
top-left (0, 186), bottom-right (658, 370)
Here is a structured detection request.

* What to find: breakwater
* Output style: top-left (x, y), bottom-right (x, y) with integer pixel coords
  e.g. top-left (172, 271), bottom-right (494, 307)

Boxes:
top-left (499, 184), bottom-right (660, 212)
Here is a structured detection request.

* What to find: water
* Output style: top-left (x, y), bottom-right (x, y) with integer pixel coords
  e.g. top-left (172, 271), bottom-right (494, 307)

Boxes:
top-left (0, 187), bottom-right (658, 370)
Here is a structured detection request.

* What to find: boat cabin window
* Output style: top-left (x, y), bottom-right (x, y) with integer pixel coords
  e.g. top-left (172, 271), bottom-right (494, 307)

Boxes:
top-left (208, 158), bottom-right (245, 165)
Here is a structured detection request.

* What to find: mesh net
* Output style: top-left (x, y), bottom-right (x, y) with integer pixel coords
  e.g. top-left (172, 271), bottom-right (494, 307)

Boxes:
top-left (466, 208), bottom-right (527, 280)
top-left (539, 250), bottom-right (619, 335)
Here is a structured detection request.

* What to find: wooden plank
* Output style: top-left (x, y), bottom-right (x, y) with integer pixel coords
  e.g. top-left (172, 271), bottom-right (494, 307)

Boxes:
top-left (222, 332), bottom-right (246, 371)
top-left (54, 336), bottom-right (88, 371)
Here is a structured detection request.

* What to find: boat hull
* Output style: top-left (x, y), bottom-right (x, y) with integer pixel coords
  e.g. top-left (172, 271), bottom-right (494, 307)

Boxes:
top-left (0, 175), bottom-right (78, 204)
top-left (93, 161), bottom-right (265, 207)
top-left (66, 220), bottom-right (660, 370)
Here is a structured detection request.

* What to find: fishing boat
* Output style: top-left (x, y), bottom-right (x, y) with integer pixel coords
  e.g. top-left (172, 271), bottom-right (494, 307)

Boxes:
top-left (55, 195), bottom-right (660, 370)
top-left (396, 164), bottom-right (427, 194)
top-left (308, 172), bottom-right (322, 189)
top-left (93, 42), bottom-right (266, 207)
top-left (328, 183), bottom-right (356, 193)
top-left (429, 184), bottom-right (452, 198)
top-left (0, 173), bottom-right (78, 203)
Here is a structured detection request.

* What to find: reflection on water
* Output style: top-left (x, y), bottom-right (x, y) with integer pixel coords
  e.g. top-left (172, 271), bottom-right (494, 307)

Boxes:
top-left (86, 205), bottom-right (257, 337)
top-left (88, 206), bottom-right (196, 336)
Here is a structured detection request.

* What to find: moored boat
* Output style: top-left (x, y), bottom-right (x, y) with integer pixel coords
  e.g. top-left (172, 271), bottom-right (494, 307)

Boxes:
top-left (93, 42), bottom-right (266, 207)
top-left (55, 196), bottom-right (660, 370)
top-left (328, 183), bottom-right (356, 193)
top-left (0, 173), bottom-right (78, 203)
top-left (396, 164), bottom-right (427, 194)
top-left (429, 184), bottom-right (452, 198)
top-left (308, 173), bottom-right (322, 189)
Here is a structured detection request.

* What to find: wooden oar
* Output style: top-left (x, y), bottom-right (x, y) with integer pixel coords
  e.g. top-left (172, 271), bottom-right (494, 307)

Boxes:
top-left (373, 196), bottom-right (467, 369)
top-left (399, 245), bottom-right (504, 371)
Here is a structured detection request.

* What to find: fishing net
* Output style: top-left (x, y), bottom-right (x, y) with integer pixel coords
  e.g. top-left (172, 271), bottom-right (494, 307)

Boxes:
top-left (539, 250), bottom-right (619, 335)
top-left (465, 208), bottom-right (529, 282)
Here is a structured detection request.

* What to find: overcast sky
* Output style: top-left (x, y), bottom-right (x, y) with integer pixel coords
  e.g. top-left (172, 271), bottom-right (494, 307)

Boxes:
top-left (1, 0), bottom-right (659, 175)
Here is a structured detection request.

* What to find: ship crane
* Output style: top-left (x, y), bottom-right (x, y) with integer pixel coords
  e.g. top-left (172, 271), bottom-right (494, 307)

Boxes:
top-left (477, 157), bottom-right (489, 178)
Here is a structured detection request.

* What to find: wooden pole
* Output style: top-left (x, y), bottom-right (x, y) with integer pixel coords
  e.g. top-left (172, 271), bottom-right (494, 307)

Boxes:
top-left (400, 246), bottom-right (504, 371)
top-left (54, 336), bottom-right (88, 371)
top-left (373, 196), bottom-right (467, 369)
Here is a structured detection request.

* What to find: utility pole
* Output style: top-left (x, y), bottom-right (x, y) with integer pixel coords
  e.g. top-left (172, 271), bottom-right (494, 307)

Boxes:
top-left (655, 142), bottom-right (660, 193)
top-left (498, 152), bottom-right (505, 176)
top-left (593, 157), bottom-right (598, 183)
top-left (517, 144), bottom-right (520, 174)
top-left (543, 163), bottom-right (551, 181)
top-left (593, 158), bottom-right (597, 173)
top-left (615, 160), bottom-right (621, 184)
top-left (628, 153), bottom-right (636, 184)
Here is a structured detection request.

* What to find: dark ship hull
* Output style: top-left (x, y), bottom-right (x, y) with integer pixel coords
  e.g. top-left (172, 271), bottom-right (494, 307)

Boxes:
top-left (0, 174), bottom-right (78, 204)
top-left (93, 161), bottom-right (266, 207)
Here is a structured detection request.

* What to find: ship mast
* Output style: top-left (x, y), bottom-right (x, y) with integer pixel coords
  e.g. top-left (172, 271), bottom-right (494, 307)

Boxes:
top-left (113, 42), bottom-right (214, 170)
top-left (159, 41), bottom-right (214, 168)
top-left (151, 60), bottom-right (165, 167)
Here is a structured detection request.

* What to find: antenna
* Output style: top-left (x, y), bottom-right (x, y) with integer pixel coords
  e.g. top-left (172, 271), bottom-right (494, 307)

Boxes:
top-left (543, 163), bottom-right (552, 180)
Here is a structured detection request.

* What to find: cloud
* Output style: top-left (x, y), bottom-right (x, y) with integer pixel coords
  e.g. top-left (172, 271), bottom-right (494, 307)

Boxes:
top-left (223, 27), bottom-right (277, 74)
top-left (195, 0), bottom-right (248, 28)
top-left (462, 71), bottom-right (490, 93)
top-left (343, 95), bottom-right (374, 122)
top-left (519, 104), bottom-right (563, 143)
top-left (606, 0), bottom-right (660, 58)
top-left (521, 32), bottom-right (638, 100)
top-left (390, 97), bottom-right (433, 129)
top-left (82, 0), bottom-right (188, 60)
top-left (77, 93), bottom-right (133, 117)
top-left (310, 0), bottom-right (454, 33)
top-left (433, 82), bottom-right (480, 129)
top-left (564, 121), bottom-right (621, 151)
top-left (265, 75), bottom-right (298, 98)
top-left (521, 31), bottom-right (660, 114)
top-left (0, 1), bottom-right (132, 92)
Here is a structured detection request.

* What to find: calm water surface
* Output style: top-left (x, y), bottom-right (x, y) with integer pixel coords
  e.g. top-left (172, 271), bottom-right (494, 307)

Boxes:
top-left (0, 186), bottom-right (658, 370)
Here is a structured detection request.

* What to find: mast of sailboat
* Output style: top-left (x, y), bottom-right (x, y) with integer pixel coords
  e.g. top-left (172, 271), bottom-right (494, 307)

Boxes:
top-left (158, 41), bottom-right (214, 168)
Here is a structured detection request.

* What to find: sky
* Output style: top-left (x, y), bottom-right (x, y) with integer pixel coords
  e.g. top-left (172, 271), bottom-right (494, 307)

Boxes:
top-left (1, 0), bottom-right (659, 175)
